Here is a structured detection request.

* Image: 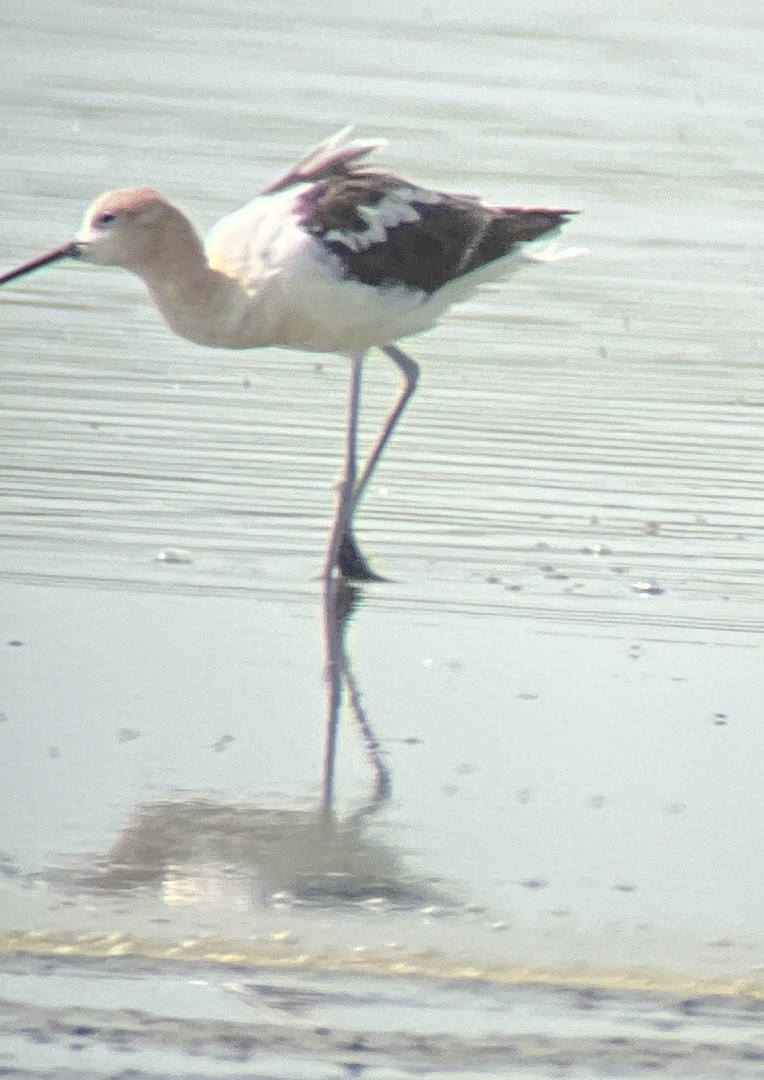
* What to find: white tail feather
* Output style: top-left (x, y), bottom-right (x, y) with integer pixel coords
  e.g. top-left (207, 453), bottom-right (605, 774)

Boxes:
top-left (523, 242), bottom-right (588, 263)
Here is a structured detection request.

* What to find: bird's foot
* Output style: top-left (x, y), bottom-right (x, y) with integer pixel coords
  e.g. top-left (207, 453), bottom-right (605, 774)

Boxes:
top-left (337, 532), bottom-right (386, 582)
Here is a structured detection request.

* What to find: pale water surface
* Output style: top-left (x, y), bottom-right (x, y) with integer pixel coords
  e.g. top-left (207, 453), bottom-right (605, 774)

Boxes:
top-left (1, 0), bottom-right (764, 1074)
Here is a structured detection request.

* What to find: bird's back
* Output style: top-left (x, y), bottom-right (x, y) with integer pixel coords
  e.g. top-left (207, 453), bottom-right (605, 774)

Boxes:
top-left (204, 130), bottom-right (578, 353)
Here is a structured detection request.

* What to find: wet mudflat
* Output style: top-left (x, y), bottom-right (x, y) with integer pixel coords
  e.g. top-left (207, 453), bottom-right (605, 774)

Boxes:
top-left (1, 0), bottom-right (764, 1075)
top-left (3, 952), bottom-right (764, 1079)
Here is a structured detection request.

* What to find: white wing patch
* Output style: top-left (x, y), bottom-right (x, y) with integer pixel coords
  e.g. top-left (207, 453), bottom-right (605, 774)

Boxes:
top-left (323, 187), bottom-right (443, 253)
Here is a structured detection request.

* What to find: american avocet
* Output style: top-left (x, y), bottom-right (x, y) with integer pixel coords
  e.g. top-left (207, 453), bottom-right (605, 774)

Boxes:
top-left (0, 128), bottom-right (579, 580)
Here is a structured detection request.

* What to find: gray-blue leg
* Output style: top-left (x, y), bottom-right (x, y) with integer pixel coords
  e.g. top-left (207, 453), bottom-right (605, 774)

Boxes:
top-left (337, 344), bottom-right (420, 580)
top-left (323, 354), bottom-right (363, 579)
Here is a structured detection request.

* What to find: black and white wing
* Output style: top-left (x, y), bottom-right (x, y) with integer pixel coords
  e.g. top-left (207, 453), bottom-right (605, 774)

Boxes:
top-left (263, 130), bottom-right (576, 293)
top-left (262, 129), bottom-right (577, 294)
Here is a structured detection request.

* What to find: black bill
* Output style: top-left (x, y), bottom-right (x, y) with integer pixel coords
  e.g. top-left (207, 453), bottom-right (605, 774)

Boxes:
top-left (0, 241), bottom-right (81, 286)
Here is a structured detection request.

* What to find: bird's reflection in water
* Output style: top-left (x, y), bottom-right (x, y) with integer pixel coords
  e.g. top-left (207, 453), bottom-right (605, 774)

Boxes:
top-left (77, 580), bottom-right (442, 911)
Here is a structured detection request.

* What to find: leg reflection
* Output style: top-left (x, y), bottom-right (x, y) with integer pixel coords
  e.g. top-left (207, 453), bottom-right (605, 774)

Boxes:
top-left (321, 578), bottom-right (392, 817)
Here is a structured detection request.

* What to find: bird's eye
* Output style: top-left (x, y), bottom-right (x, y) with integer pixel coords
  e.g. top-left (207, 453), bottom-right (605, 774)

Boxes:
top-left (93, 211), bottom-right (117, 228)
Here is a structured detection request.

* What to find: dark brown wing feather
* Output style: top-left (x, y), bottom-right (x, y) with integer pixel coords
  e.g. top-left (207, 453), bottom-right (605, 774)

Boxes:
top-left (297, 172), bottom-right (576, 292)
top-left (261, 134), bottom-right (383, 195)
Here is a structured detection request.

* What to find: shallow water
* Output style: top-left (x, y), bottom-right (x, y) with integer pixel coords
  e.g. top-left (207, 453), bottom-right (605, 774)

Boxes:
top-left (1, 0), bottom-right (764, 1074)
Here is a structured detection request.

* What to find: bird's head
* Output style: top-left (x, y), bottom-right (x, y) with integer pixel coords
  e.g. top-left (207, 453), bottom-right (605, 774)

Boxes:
top-left (75, 188), bottom-right (177, 271)
top-left (0, 188), bottom-right (185, 287)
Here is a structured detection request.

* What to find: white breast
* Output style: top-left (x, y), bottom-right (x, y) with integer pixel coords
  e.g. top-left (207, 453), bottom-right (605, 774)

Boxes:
top-left (203, 187), bottom-right (436, 353)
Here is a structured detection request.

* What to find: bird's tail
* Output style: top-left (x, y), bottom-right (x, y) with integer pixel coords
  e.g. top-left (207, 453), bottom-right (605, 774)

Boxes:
top-left (522, 241), bottom-right (589, 263)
